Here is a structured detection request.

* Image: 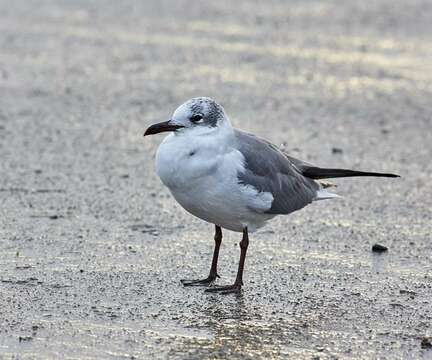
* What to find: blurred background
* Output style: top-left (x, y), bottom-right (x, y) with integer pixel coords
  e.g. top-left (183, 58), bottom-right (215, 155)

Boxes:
top-left (0, 0), bottom-right (431, 358)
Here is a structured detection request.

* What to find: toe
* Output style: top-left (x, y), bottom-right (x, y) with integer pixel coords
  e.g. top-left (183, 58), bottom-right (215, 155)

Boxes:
top-left (205, 284), bottom-right (242, 294)
top-left (181, 277), bottom-right (216, 287)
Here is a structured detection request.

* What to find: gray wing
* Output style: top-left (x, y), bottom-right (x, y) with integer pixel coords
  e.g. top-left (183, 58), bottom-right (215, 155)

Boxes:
top-left (234, 130), bottom-right (319, 215)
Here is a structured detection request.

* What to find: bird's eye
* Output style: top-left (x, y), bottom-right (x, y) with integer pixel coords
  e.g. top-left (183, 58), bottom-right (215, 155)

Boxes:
top-left (190, 114), bottom-right (204, 123)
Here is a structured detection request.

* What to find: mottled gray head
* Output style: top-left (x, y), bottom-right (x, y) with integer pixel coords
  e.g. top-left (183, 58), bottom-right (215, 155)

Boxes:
top-left (171, 97), bottom-right (227, 129)
top-left (144, 97), bottom-right (227, 137)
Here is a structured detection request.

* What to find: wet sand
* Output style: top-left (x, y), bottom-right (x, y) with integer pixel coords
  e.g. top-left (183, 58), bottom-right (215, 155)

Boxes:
top-left (0, 0), bottom-right (431, 358)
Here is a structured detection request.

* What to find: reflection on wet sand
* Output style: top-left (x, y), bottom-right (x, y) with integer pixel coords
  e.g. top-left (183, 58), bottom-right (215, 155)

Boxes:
top-left (172, 293), bottom-right (326, 358)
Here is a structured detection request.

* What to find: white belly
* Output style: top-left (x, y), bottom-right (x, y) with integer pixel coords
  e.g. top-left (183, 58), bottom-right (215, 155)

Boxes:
top-left (169, 174), bottom-right (274, 232)
top-left (155, 132), bottom-right (274, 232)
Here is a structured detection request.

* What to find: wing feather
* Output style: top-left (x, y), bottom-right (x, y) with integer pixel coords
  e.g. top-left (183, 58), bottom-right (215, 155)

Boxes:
top-left (235, 130), bottom-right (319, 215)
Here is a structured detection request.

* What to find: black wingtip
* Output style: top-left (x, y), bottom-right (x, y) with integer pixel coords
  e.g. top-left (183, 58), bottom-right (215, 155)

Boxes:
top-left (302, 167), bottom-right (401, 180)
top-left (383, 173), bottom-right (401, 178)
top-left (377, 173), bottom-right (400, 178)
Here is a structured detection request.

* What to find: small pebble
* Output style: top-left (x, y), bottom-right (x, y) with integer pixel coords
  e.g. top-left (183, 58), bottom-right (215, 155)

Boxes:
top-left (19, 336), bottom-right (33, 342)
top-left (372, 244), bottom-right (388, 253)
top-left (421, 337), bottom-right (432, 349)
top-left (399, 289), bottom-right (416, 296)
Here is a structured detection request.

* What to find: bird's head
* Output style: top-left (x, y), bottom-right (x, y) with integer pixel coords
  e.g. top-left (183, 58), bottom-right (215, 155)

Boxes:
top-left (144, 97), bottom-right (228, 136)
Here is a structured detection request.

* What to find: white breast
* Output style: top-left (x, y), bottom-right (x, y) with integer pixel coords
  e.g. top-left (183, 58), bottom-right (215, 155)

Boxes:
top-left (156, 136), bottom-right (216, 189)
top-left (155, 124), bottom-right (275, 232)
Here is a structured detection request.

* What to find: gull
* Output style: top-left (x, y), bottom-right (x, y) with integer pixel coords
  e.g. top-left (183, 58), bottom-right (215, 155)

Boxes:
top-left (144, 97), bottom-right (399, 294)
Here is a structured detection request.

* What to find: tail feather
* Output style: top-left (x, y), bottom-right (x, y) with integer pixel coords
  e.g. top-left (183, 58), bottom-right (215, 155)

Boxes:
top-left (315, 188), bottom-right (340, 200)
top-left (302, 167), bottom-right (400, 180)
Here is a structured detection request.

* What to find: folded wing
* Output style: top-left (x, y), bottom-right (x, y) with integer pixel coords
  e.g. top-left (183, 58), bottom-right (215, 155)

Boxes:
top-left (234, 130), bottom-right (320, 215)
top-left (234, 130), bottom-right (399, 215)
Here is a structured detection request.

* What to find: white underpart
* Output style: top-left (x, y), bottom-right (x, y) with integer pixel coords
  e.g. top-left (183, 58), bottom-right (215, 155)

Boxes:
top-left (156, 119), bottom-right (275, 232)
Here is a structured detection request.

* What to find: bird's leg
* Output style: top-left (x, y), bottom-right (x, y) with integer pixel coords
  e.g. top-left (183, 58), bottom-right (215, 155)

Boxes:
top-left (205, 227), bottom-right (249, 294)
top-left (181, 225), bottom-right (222, 286)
